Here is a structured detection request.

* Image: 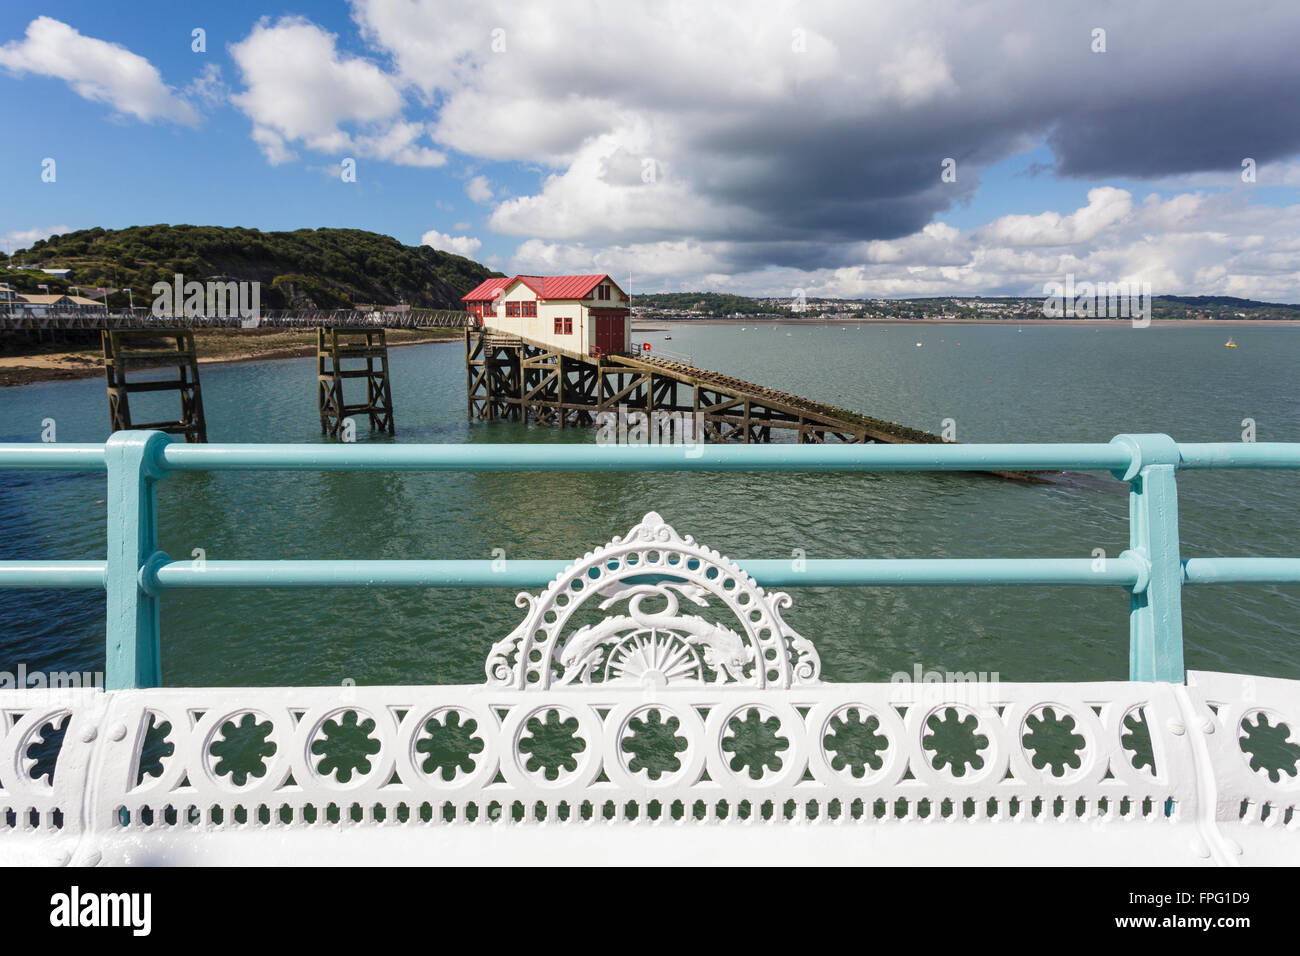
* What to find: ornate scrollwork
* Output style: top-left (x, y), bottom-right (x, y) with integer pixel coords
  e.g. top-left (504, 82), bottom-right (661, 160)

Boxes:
top-left (484, 512), bottom-right (821, 689)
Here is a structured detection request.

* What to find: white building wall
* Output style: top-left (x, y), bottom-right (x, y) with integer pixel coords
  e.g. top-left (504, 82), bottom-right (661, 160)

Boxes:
top-left (537, 300), bottom-right (586, 352)
top-left (479, 277), bottom-right (628, 353)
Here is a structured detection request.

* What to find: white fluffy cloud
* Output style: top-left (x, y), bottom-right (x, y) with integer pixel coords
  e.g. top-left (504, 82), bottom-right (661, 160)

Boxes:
top-left (465, 176), bottom-right (493, 203)
top-left (421, 230), bottom-right (483, 257)
top-left (331, 0), bottom-right (1300, 296)
top-left (510, 187), bottom-right (1300, 301)
top-left (0, 17), bottom-right (197, 125)
top-left (979, 188), bottom-right (1134, 247)
top-left (230, 17), bottom-right (443, 167)
top-left (19, 4), bottom-right (1290, 298)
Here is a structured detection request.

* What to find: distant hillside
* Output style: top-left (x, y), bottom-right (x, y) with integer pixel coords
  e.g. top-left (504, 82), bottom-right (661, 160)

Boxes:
top-left (632, 292), bottom-right (792, 315)
top-left (635, 290), bottom-right (1300, 320)
top-left (2, 225), bottom-right (501, 310)
top-left (1152, 295), bottom-right (1300, 316)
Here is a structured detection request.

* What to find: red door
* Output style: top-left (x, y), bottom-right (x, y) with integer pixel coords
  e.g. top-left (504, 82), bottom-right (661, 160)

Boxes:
top-left (595, 315), bottom-right (625, 355)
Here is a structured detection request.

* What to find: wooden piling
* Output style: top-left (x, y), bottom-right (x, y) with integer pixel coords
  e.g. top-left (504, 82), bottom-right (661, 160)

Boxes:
top-left (317, 327), bottom-right (395, 437)
top-left (102, 330), bottom-right (207, 442)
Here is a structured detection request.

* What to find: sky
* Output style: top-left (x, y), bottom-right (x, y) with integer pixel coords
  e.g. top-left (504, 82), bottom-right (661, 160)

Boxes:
top-left (2, 1), bottom-right (1299, 300)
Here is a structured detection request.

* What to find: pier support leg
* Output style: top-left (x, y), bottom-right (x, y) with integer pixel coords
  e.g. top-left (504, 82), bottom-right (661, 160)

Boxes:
top-left (102, 330), bottom-right (207, 442)
top-left (317, 327), bottom-right (395, 437)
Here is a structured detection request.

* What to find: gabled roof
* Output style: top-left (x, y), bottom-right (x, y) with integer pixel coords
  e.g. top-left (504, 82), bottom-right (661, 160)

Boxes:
top-left (461, 277), bottom-right (512, 302)
top-left (464, 274), bottom-right (622, 303)
top-left (536, 275), bottom-right (608, 300)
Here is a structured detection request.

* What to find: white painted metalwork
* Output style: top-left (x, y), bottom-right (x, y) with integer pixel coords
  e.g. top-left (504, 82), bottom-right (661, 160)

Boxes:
top-left (486, 512), bottom-right (820, 690)
top-left (2, 514), bottom-right (1296, 865)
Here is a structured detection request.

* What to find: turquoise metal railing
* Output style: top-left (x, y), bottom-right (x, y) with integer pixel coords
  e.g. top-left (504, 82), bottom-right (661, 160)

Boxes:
top-left (1, 431), bottom-right (1298, 689)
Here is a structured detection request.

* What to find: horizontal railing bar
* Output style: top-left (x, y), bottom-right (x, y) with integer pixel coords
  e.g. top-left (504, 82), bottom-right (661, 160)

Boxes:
top-left (6, 557), bottom-right (1297, 591)
top-left (141, 557), bottom-right (1146, 590)
top-left (1176, 443), bottom-right (1300, 469)
top-left (0, 440), bottom-right (1295, 474)
top-left (1181, 557), bottom-right (1300, 584)
top-left (0, 561), bottom-right (107, 588)
top-left (156, 442), bottom-right (1134, 473)
top-left (0, 444), bottom-right (107, 471)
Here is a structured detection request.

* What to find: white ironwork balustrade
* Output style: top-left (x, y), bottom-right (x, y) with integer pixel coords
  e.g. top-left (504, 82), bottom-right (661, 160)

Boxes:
top-left (2, 513), bottom-right (1296, 865)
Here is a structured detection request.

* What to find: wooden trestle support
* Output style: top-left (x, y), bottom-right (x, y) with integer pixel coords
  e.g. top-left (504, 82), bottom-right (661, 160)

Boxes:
top-left (102, 329), bottom-right (207, 442)
top-left (318, 327), bottom-right (395, 438)
top-left (464, 328), bottom-right (952, 445)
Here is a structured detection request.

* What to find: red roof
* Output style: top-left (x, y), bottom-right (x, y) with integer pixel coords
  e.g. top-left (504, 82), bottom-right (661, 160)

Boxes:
top-left (512, 275), bottom-right (547, 297)
top-left (538, 274), bottom-right (608, 299)
top-left (463, 274), bottom-right (618, 302)
top-left (461, 277), bottom-right (511, 302)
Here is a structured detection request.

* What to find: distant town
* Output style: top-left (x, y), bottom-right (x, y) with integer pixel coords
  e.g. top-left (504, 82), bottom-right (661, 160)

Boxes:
top-left (3, 227), bottom-right (1299, 324)
top-left (630, 291), bottom-right (1300, 322)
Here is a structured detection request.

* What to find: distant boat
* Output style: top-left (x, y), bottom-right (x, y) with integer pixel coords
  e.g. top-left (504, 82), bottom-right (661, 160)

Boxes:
top-left (915, 342), bottom-right (923, 347)
top-left (664, 335), bottom-right (672, 340)
top-left (1225, 338), bottom-right (1238, 348)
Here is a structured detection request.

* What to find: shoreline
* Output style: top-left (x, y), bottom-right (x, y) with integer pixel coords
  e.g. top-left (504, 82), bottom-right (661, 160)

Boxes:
top-left (0, 328), bottom-right (462, 388)
top-left (645, 316), bottom-right (1300, 327)
top-left (2, 316), bottom-right (1292, 388)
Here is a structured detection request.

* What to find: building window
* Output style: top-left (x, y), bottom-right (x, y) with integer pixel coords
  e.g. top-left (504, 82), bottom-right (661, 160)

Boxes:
top-left (522, 301), bottom-right (536, 317)
top-left (505, 301), bottom-right (520, 317)
top-left (554, 316), bottom-right (573, 335)
top-left (564, 316), bottom-right (573, 334)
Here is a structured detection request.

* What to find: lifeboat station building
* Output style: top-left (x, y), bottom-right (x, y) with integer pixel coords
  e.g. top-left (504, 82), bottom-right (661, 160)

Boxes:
top-left (462, 274), bottom-right (631, 357)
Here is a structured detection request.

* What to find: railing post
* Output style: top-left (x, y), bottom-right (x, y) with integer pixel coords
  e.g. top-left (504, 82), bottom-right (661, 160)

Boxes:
top-left (1111, 434), bottom-right (1185, 682)
top-left (104, 430), bottom-right (170, 689)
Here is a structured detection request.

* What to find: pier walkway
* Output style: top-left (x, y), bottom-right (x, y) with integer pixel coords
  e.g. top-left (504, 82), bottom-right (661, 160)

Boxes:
top-left (470, 329), bottom-right (943, 444)
top-left (467, 330), bottom-right (1037, 479)
top-left (614, 351), bottom-right (945, 445)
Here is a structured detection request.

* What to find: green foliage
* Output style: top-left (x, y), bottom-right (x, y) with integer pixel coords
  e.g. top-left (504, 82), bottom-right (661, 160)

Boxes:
top-left (634, 292), bottom-right (792, 315)
top-left (8, 224), bottom-right (501, 310)
top-left (1150, 295), bottom-right (1300, 320)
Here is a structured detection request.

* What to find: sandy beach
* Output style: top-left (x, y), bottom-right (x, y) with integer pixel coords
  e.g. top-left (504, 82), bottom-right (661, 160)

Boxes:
top-left (0, 328), bottom-right (462, 387)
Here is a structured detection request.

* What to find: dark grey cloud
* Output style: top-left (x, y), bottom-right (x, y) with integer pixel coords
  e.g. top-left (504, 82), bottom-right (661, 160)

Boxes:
top-left (348, 0), bottom-right (1300, 273)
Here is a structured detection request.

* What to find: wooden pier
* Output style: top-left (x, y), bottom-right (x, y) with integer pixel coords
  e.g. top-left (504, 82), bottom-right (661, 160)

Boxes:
top-left (467, 328), bottom-right (945, 443)
top-left (465, 328), bottom-right (1040, 479)
top-left (102, 330), bottom-right (207, 442)
top-left (318, 327), bottom-right (395, 438)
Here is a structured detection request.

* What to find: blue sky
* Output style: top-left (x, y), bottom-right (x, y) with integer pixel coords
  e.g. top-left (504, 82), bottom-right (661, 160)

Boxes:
top-left (0, 2), bottom-right (513, 254)
top-left (3, 2), bottom-right (1299, 300)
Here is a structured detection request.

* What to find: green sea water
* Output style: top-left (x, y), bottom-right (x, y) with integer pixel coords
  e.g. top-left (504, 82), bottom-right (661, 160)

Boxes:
top-left (0, 321), bottom-right (1296, 686)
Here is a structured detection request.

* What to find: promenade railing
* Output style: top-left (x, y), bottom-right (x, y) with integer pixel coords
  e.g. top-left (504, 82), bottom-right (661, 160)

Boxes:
top-left (0, 432), bottom-right (1297, 690)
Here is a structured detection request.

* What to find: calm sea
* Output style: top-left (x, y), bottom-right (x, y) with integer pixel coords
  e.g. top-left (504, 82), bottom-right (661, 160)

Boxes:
top-left (1, 322), bottom-right (1296, 685)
